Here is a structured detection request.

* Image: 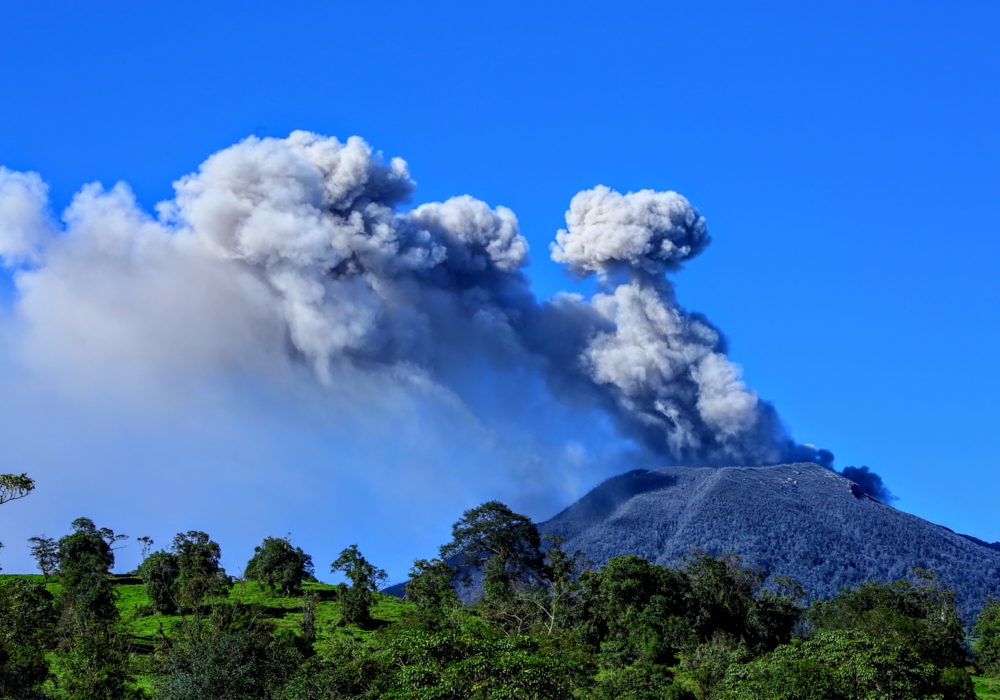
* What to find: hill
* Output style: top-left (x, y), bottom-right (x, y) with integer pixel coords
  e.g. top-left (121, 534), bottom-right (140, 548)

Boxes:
top-left (538, 462), bottom-right (1000, 620)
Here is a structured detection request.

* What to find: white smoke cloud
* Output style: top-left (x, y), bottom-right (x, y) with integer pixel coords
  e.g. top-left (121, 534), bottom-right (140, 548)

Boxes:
top-left (551, 185), bottom-right (709, 278)
top-left (0, 131), bottom-right (828, 474)
top-left (0, 167), bottom-right (55, 265)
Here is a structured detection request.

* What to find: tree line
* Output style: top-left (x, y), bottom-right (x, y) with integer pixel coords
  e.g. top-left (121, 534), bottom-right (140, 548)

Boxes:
top-left (1, 476), bottom-right (1000, 699)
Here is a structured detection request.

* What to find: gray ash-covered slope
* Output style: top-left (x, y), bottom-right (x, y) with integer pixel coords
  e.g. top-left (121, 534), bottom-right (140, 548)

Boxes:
top-left (539, 462), bottom-right (1000, 619)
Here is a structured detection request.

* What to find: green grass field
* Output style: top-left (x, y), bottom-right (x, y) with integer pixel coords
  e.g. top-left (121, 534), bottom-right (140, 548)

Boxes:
top-left (975, 675), bottom-right (1000, 700)
top-left (0, 573), bottom-right (409, 652)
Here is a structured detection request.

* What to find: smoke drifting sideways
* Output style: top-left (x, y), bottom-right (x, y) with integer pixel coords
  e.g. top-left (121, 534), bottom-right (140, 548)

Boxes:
top-left (0, 132), bottom-right (835, 472)
top-left (841, 466), bottom-right (896, 503)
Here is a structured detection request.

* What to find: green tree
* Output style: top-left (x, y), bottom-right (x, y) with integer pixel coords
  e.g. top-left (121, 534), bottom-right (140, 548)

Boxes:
top-left (156, 631), bottom-right (302, 700)
top-left (721, 630), bottom-right (966, 700)
top-left (579, 555), bottom-right (695, 668)
top-left (0, 472), bottom-right (34, 505)
top-left (245, 536), bottom-right (315, 596)
top-left (281, 630), bottom-right (588, 700)
top-left (330, 544), bottom-right (387, 626)
top-left (439, 500), bottom-right (544, 602)
top-left (809, 570), bottom-right (967, 670)
top-left (974, 598), bottom-right (1000, 676)
top-left (533, 534), bottom-right (589, 635)
top-left (57, 517), bottom-right (119, 624)
top-left (54, 623), bottom-right (142, 700)
top-left (138, 549), bottom-right (181, 614)
top-left (27, 535), bottom-right (59, 583)
top-left (0, 577), bottom-right (57, 699)
top-left (402, 557), bottom-right (460, 631)
top-left (172, 531), bottom-right (230, 610)
top-left (405, 557), bottom-right (458, 610)
top-left (54, 518), bottom-right (140, 699)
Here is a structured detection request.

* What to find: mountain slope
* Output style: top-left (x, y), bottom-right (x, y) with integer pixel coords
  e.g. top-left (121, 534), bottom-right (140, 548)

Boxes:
top-left (539, 462), bottom-right (1000, 619)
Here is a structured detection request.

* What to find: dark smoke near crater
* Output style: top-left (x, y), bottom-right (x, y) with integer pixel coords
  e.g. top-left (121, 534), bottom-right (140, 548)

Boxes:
top-left (0, 132), bottom-right (844, 474)
top-left (840, 465), bottom-right (896, 503)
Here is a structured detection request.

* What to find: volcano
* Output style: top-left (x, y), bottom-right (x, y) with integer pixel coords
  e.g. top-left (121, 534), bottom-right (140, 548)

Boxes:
top-left (538, 462), bottom-right (1000, 619)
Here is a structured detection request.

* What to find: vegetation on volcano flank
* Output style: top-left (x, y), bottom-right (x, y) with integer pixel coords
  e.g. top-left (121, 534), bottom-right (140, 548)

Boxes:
top-left (1, 471), bottom-right (999, 698)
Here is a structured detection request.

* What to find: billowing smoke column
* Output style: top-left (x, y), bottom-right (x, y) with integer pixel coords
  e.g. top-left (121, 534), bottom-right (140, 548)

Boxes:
top-left (0, 132), bottom-right (832, 468)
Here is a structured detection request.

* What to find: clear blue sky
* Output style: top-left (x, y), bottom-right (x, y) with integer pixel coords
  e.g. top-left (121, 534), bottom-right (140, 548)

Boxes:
top-left (0, 0), bottom-right (997, 578)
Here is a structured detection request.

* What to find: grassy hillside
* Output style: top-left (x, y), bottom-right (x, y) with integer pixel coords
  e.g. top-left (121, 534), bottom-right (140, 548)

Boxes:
top-left (0, 571), bottom-right (410, 695)
top-left (975, 676), bottom-right (1000, 700)
top-left (0, 573), bottom-right (408, 646)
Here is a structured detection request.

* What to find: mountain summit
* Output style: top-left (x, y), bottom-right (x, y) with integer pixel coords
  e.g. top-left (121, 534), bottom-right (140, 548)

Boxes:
top-left (539, 462), bottom-right (1000, 619)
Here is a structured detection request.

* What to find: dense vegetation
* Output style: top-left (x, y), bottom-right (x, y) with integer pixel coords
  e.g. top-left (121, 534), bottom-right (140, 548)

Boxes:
top-left (2, 476), bottom-right (1000, 699)
top-left (540, 463), bottom-right (1000, 622)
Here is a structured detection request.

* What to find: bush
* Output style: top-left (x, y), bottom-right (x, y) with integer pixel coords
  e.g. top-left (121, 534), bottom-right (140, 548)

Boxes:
top-left (0, 577), bottom-right (57, 698)
top-left (722, 630), bottom-right (955, 700)
top-left (245, 536), bottom-right (314, 596)
top-left (975, 598), bottom-right (1000, 676)
top-left (138, 550), bottom-right (181, 614)
top-left (156, 631), bottom-right (302, 700)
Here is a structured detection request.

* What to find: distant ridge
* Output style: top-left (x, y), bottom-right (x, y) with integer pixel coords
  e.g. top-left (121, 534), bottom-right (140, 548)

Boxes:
top-left (538, 462), bottom-right (1000, 620)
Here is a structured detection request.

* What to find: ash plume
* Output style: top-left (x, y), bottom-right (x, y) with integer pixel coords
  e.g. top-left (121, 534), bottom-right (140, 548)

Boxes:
top-left (0, 131), bottom-right (831, 469)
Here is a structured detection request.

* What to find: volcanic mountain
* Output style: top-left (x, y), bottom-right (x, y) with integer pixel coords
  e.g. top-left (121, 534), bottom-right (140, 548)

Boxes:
top-left (538, 462), bottom-right (1000, 620)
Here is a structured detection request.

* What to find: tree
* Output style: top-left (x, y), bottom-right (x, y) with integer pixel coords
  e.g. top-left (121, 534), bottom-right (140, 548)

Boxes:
top-left (721, 630), bottom-right (969, 700)
top-left (57, 517), bottom-right (119, 624)
top-left (53, 518), bottom-right (139, 699)
top-left (404, 557), bottom-right (459, 611)
top-left (156, 631), bottom-right (301, 700)
top-left (809, 570), bottom-right (968, 670)
top-left (974, 598), bottom-right (1000, 676)
top-left (27, 535), bottom-right (59, 583)
top-left (579, 554), bottom-right (695, 668)
top-left (245, 536), bottom-right (315, 596)
top-left (138, 550), bottom-right (181, 614)
top-left (172, 531), bottom-right (230, 610)
top-left (53, 622), bottom-right (143, 700)
top-left (0, 577), bottom-right (57, 698)
top-left (330, 545), bottom-right (387, 625)
top-left (439, 500), bottom-right (544, 601)
top-left (0, 472), bottom-right (34, 505)
top-left (137, 536), bottom-right (154, 561)
top-left (532, 535), bottom-right (590, 635)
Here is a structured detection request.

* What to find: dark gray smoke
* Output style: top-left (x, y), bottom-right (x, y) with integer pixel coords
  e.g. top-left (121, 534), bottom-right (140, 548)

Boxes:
top-left (840, 466), bottom-right (895, 502)
top-left (0, 132), bottom-right (831, 468)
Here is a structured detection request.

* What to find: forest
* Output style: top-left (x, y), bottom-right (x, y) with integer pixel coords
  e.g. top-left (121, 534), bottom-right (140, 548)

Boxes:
top-left (2, 472), bottom-right (1000, 700)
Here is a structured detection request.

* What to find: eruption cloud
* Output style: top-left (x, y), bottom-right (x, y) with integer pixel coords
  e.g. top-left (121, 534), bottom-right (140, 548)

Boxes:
top-left (0, 132), bottom-right (831, 469)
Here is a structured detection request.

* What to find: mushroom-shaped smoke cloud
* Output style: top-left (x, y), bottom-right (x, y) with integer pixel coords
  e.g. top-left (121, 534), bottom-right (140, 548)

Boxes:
top-left (0, 131), bottom-right (831, 470)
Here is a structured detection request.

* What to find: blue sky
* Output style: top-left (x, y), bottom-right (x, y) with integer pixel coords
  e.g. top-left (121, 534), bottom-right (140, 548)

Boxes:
top-left (0, 0), bottom-right (997, 579)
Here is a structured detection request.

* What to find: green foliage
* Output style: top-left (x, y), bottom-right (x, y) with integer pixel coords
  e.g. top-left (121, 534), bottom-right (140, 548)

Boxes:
top-left (331, 544), bottom-right (387, 626)
top-left (0, 471), bottom-right (35, 505)
top-left (281, 629), bottom-right (587, 699)
top-left (155, 631), bottom-right (302, 700)
top-left (592, 663), bottom-right (695, 700)
top-left (172, 531), bottom-right (230, 610)
top-left (0, 499), bottom-right (986, 699)
top-left (139, 550), bottom-right (181, 614)
top-left (440, 500), bottom-right (544, 599)
top-left (401, 557), bottom-right (459, 631)
top-left (28, 535), bottom-right (59, 583)
top-left (809, 570), bottom-right (968, 670)
top-left (975, 598), bottom-right (1000, 676)
top-left (246, 536), bottom-right (315, 596)
top-left (0, 577), bottom-right (57, 698)
top-left (57, 517), bottom-right (120, 624)
top-left (579, 554), bottom-right (694, 667)
top-left (53, 622), bottom-right (143, 700)
top-left (721, 629), bottom-right (965, 700)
